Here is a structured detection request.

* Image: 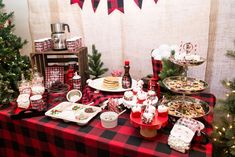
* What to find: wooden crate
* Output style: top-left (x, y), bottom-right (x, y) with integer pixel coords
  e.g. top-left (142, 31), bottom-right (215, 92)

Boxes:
top-left (30, 47), bottom-right (89, 90)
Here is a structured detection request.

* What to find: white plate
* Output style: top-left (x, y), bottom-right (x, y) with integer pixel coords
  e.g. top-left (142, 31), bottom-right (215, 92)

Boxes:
top-left (45, 101), bottom-right (102, 126)
top-left (88, 77), bottom-right (137, 92)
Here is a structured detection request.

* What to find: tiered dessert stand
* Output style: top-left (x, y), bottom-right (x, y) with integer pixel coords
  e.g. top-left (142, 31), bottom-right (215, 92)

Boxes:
top-left (162, 42), bottom-right (210, 119)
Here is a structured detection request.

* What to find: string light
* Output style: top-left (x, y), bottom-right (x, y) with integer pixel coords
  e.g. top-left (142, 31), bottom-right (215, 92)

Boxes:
top-left (222, 127), bottom-right (226, 132)
top-left (227, 114), bottom-right (230, 118)
top-left (214, 126), bottom-right (218, 130)
top-left (219, 131), bottom-right (222, 135)
top-left (213, 138), bottom-right (217, 141)
top-left (229, 125), bottom-right (233, 129)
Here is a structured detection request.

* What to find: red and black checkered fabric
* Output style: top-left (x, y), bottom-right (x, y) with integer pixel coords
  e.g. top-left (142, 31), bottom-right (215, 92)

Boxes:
top-left (0, 87), bottom-right (215, 157)
top-left (134, 0), bottom-right (143, 9)
top-left (152, 57), bottom-right (163, 79)
top-left (71, 0), bottom-right (85, 9)
top-left (91, 0), bottom-right (101, 12)
top-left (107, 0), bottom-right (124, 14)
top-left (45, 66), bottom-right (64, 88)
top-left (80, 85), bottom-right (124, 105)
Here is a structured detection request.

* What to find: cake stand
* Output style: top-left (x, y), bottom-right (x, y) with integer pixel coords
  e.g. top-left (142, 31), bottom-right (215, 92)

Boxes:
top-left (130, 111), bottom-right (168, 139)
top-left (162, 42), bottom-right (209, 118)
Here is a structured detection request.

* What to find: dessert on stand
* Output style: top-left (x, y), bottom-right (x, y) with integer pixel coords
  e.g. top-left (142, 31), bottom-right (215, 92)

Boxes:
top-left (162, 42), bottom-right (210, 119)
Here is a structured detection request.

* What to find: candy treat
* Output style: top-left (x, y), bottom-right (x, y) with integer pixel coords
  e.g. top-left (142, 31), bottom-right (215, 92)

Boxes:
top-left (131, 105), bottom-right (141, 118)
top-left (124, 91), bottom-right (133, 101)
top-left (158, 105), bottom-right (168, 117)
top-left (103, 76), bottom-right (119, 89)
top-left (142, 112), bottom-right (154, 124)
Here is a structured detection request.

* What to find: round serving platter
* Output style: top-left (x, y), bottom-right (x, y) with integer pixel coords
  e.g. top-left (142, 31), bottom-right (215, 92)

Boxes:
top-left (88, 77), bottom-right (137, 92)
top-left (169, 56), bottom-right (206, 67)
top-left (161, 96), bottom-right (210, 119)
top-left (163, 76), bottom-right (208, 95)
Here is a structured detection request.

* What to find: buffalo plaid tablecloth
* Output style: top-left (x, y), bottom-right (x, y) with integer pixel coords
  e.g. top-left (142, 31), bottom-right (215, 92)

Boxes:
top-left (0, 87), bottom-right (215, 157)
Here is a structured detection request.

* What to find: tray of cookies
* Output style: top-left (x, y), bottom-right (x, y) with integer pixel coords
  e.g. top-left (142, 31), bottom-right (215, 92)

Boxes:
top-left (45, 101), bottom-right (102, 125)
top-left (163, 76), bottom-right (208, 94)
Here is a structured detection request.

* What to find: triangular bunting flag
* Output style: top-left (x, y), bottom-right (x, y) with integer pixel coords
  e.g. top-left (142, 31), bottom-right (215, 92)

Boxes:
top-left (71, 0), bottom-right (85, 9)
top-left (154, 0), bottom-right (158, 4)
top-left (134, 0), bottom-right (143, 9)
top-left (107, 0), bottom-right (124, 14)
top-left (91, 0), bottom-right (100, 12)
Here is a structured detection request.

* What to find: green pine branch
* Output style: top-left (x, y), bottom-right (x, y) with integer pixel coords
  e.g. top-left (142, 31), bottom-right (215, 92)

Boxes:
top-left (87, 44), bottom-right (108, 79)
top-left (0, 0), bottom-right (31, 106)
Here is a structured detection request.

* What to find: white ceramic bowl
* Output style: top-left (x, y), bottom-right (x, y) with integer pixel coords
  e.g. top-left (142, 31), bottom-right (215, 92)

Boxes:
top-left (100, 111), bottom-right (118, 128)
top-left (66, 89), bottom-right (82, 103)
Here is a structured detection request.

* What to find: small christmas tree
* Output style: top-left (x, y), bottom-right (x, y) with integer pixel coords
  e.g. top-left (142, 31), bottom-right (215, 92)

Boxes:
top-left (211, 44), bottom-right (235, 157)
top-left (87, 45), bottom-right (108, 79)
top-left (0, 0), bottom-right (31, 107)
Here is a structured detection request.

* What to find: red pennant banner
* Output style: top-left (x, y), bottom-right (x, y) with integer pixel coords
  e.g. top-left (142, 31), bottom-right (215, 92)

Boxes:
top-left (154, 0), bottom-right (158, 4)
top-left (91, 0), bottom-right (101, 12)
top-left (71, 0), bottom-right (85, 9)
top-left (134, 0), bottom-right (143, 9)
top-left (107, 0), bottom-right (124, 14)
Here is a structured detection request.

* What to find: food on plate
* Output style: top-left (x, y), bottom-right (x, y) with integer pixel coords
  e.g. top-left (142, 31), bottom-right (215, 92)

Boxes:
top-left (107, 98), bottom-right (125, 114)
top-left (51, 109), bottom-right (62, 115)
top-left (85, 107), bottom-right (96, 113)
top-left (142, 112), bottom-right (154, 124)
top-left (163, 76), bottom-right (207, 93)
top-left (131, 105), bottom-right (141, 118)
top-left (100, 111), bottom-right (118, 128)
top-left (75, 113), bottom-right (89, 120)
top-left (102, 76), bottom-right (119, 89)
top-left (158, 105), bottom-right (168, 117)
top-left (166, 99), bottom-right (206, 118)
top-left (72, 105), bottom-right (82, 111)
top-left (124, 91), bottom-right (133, 101)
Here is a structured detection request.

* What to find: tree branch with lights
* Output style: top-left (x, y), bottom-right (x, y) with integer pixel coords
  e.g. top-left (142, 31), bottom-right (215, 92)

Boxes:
top-left (211, 45), bottom-right (235, 156)
top-left (0, 0), bottom-right (31, 108)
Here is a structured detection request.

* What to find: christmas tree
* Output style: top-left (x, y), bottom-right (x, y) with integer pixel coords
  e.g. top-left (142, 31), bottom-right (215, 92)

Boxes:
top-left (211, 46), bottom-right (235, 157)
top-left (0, 0), bottom-right (31, 107)
top-left (87, 44), bottom-right (108, 79)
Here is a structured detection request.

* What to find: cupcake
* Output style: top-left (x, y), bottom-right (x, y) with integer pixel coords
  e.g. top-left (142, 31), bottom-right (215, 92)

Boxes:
top-left (157, 105), bottom-right (168, 117)
top-left (132, 86), bottom-right (141, 95)
top-left (124, 91), bottom-right (133, 101)
top-left (142, 112), bottom-right (154, 124)
top-left (145, 105), bottom-right (156, 116)
top-left (131, 105), bottom-right (141, 118)
top-left (137, 91), bottom-right (147, 104)
top-left (147, 90), bottom-right (156, 100)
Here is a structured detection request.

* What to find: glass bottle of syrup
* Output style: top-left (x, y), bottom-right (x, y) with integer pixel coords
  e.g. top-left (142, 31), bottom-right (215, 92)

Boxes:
top-left (122, 60), bottom-right (132, 89)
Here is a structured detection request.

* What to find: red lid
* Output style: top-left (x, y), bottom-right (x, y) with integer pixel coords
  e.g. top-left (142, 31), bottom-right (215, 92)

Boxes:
top-left (124, 60), bottom-right (130, 65)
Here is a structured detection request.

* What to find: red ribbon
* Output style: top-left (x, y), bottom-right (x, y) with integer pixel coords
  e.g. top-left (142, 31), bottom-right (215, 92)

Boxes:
top-left (71, 0), bottom-right (85, 9)
top-left (108, 0), bottom-right (124, 14)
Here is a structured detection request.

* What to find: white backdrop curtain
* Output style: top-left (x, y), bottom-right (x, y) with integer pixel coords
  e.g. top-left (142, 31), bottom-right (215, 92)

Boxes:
top-left (27, 0), bottom-right (235, 98)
